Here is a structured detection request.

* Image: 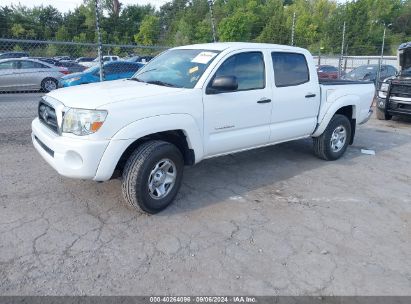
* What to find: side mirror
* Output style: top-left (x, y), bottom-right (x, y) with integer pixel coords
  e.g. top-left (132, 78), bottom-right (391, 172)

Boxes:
top-left (206, 76), bottom-right (238, 94)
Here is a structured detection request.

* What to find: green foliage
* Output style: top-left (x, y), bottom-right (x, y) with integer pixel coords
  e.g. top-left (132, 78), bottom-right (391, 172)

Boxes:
top-left (134, 15), bottom-right (160, 45)
top-left (0, 0), bottom-right (410, 55)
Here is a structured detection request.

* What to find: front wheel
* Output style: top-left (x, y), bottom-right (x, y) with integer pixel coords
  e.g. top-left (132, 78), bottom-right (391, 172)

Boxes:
top-left (122, 140), bottom-right (184, 214)
top-left (313, 114), bottom-right (352, 161)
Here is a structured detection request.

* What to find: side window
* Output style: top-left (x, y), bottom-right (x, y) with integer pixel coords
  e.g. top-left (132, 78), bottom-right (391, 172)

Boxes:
top-left (125, 63), bottom-right (141, 73)
top-left (104, 64), bottom-right (116, 75)
top-left (271, 52), bottom-right (310, 87)
top-left (112, 57), bottom-right (118, 61)
top-left (20, 61), bottom-right (48, 69)
top-left (0, 61), bottom-right (16, 69)
top-left (113, 64), bottom-right (126, 73)
top-left (213, 52), bottom-right (265, 91)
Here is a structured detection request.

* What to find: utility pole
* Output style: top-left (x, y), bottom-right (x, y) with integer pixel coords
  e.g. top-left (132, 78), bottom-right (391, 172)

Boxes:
top-left (338, 21), bottom-right (346, 79)
top-left (207, 0), bottom-right (217, 42)
top-left (291, 12), bottom-right (296, 46)
top-left (95, 0), bottom-right (104, 82)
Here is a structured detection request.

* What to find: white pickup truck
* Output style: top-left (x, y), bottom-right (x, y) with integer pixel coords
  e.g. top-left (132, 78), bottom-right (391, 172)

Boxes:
top-left (32, 43), bottom-right (375, 213)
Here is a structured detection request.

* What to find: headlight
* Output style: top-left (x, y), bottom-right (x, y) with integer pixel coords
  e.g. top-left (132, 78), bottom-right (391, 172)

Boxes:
top-left (62, 108), bottom-right (107, 136)
top-left (66, 77), bottom-right (81, 82)
top-left (380, 82), bottom-right (389, 92)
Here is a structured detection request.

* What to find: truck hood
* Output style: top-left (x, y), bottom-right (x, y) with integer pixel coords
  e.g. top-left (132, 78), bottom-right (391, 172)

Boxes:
top-left (47, 79), bottom-right (186, 109)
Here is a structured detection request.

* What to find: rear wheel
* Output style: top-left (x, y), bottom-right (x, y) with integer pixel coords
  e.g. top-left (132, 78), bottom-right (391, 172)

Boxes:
top-left (122, 140), bottom-right (184, 214)
top-left (313, 114), bottom-right (352, 161)
top-left (41, 78), bottom-right (58, 92)
top-left (376, 107), bottom-right (392, 120)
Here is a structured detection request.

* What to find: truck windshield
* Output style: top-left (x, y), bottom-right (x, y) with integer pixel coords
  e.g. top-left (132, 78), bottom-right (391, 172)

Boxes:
top-left (132, 49), bottom-right (220, 88)
top-left (401, 67), bottom-right (411, 76)
top-left (399, 49), bottom-right (411, 76)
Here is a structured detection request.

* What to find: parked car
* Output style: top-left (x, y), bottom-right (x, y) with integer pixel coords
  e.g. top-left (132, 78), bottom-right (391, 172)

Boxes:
top-left (54, 61), bottom-right (86, 74)
top-left (0, 51), bottom-right (29, 59)
top-left (33, 57), bottom-right (86, 73)
top-left (75, 57), bottom-right (95, 63)
top-left (342, 64), bottom-right (397, 84)
top-left (31, 57), bottom-right (59, 65)
top-left (32, 42), bottom-right (375, 214)
top-left (0, 58), bottom-right (68, 92)
top-left (80, 56), bottom-right (121, 68)
top-left (317, 65), bottom-right (339, 79)
top-left (53, 56), bottom-right (72, 61)
top-left (126, 55), bottom-right (154, 63)
top-left (59, 61), bottom-right (143, 87)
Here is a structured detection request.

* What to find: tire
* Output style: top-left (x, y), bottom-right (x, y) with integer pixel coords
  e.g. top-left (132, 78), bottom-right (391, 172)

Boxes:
top-left (376, 107), bottom-right (392, 120)
top-left (122, 140), bottom-right (184, 214)
top-left (313, 114), bottom-right (352, 161)
top-left (41, 78), bottom-right (58, 92)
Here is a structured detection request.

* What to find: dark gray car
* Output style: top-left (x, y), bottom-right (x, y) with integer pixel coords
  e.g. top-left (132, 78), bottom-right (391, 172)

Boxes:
top-left (342, 64), bottom-right (397, 84)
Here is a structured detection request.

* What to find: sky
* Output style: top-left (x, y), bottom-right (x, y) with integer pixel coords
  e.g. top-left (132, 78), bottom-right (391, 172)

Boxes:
top-left (2, 0), bottom-right (170, 12)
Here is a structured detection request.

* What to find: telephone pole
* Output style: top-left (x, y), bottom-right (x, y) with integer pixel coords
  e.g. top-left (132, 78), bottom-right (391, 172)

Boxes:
top-left (291, 12), bottom-right (296, 46)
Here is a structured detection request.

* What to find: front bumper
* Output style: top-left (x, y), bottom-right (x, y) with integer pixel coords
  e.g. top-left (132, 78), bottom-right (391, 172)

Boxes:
top-left (31, 118), bottom-right (109, 180)
top-left (377, 96), bottom-right (411, 117)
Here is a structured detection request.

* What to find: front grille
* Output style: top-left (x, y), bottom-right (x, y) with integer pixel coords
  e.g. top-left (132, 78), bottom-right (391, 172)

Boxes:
top-left (390, 84), bottom-right (411, 98)
top-left (38, 100), bottom-right (58, 133)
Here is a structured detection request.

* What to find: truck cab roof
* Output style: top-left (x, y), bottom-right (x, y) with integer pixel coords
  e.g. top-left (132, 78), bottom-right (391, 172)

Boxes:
top-left (173, 42), bottom-right (307, 53)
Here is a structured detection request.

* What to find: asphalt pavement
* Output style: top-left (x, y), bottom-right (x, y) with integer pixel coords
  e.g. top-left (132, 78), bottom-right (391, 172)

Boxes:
top-left (0, 92), bottom-right (410, 295)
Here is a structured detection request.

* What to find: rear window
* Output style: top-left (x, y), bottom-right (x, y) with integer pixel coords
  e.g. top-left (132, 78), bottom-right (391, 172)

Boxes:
top-left (271, 52), bottom-right (309, 87)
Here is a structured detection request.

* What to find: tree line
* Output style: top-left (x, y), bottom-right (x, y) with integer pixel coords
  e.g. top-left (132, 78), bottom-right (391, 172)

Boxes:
top-left (0, 0), bottom-right (410, 56)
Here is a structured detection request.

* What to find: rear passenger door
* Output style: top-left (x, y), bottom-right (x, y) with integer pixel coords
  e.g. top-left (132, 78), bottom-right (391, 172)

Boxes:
top-left (203, 51), bottom-right (272, 156)
top-left (269, 51), bottom-right (320, 142)
top-left (19, 60), bottom-right (51, 89)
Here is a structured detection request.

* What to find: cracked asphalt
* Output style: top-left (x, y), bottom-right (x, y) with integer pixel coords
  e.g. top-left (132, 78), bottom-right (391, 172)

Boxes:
top-left (0, 94), bottom-right (410, 295)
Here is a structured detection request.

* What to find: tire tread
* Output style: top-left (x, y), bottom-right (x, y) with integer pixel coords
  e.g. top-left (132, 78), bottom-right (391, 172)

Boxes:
top-left (122, 140), bottom-right (167, 211)
top-left (313, 114), bottom-right (351, 161)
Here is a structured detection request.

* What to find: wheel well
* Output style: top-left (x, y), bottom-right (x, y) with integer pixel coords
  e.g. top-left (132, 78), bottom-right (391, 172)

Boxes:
top-left (114, 130), bottom-right (195, 177)
top-left (335, 105), bottom-right (356, 145)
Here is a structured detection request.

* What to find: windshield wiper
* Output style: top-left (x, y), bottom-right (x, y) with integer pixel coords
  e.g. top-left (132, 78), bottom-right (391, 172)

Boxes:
top-left (146, 80), bottom-right (178, 87)
top-left (128, 77), bottom-right (145, 83)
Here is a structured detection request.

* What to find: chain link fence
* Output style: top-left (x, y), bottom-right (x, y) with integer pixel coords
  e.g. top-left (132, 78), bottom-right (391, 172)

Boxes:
top-left (0, 37), bottom-right (400, 135)
top-left (0, 38), bottom-right (167, 134)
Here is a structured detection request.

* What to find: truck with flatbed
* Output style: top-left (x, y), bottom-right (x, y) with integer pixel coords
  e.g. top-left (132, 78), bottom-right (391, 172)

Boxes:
top-left (376, 41), bottom-right (411, 120)
top-left (32, 42), bottom-right (375, 214)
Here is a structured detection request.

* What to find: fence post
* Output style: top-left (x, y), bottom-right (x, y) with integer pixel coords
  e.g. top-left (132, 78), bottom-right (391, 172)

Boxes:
top-left (95, 0), bottom-right (104, 82)
top-left (291, 12), bottom-right (296, 46)
top-left (207, 0), bottom-right (217, 42)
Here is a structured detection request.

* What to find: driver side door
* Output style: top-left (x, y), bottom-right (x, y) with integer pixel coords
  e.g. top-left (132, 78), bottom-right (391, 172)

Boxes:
top-left (203, 51), bottom-right (272, 157)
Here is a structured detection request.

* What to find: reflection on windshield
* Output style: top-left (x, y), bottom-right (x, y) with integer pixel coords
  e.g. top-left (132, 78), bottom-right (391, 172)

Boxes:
top-left (132, 49), bottom-right (220, 88)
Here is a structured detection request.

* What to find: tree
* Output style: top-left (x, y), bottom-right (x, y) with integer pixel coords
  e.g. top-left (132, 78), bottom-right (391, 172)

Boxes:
top-left (134, 15), bottom-right (161, 45)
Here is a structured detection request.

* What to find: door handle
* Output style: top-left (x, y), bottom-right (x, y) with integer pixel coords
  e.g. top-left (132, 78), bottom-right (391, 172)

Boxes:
top-left (305, 93), bottom-right (316, 98)
top-left (257, 98), bottom-right (271, 104)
